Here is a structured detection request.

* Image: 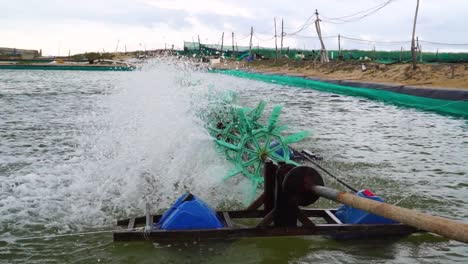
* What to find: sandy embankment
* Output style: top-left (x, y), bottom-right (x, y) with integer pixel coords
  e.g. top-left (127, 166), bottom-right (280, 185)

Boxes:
top-left (215, 60), bottom-right (468, 90)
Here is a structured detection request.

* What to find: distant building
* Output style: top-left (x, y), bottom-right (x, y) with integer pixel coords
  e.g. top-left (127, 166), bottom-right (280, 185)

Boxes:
top-left (0, 47), bottom-right (40, 59)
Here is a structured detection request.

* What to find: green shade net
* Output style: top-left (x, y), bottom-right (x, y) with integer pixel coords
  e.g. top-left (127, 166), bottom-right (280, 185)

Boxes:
top-left (0, 65), bottom-right (134, 71)
top-left (215, 69), bottom-right (468, 118)
top-left (180, 45), bottom-right (468, 63)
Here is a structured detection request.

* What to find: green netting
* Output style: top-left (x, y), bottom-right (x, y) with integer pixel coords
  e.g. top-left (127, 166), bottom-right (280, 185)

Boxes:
top-left (181, 43), bottom-right (468, 63)
top-left (251, 49), bottom-right (468, 63)
top-left (337, 50), bottom-right (468, 63)
top-left (215, 69), bottom-right (468, 118)
top-left (0, 65), bottom-right (135, 71)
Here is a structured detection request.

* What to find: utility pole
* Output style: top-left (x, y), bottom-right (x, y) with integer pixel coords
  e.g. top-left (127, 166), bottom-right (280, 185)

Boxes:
top-left (411, 0), bottom-right (420, 69)
top-left (416, 36), bottom-right (420, 62)
top-left (373, 45), bottom-right (376, 61)
top-left (249, 27), bottom-right (253, 57)
top-left (419, 44), bottom-right (423, 62)
top-left (400, 46), bottom-right (403, 62)
top-left (115, 39), bottom-right (120, 53)
top-left (198, 35), bottom-right (202, 56)
top-left (338, 34), bottom-right (342, 58)
top-left (274, 17), bottom-right (278, 61)
top-left (220, 32), bottom-right (224, 57)
top-left (232, 32), bottom-right (235, 58)
top-left (280, 18), bottom-right (284, 56)
top-left (314, 9), bottom-right (329, 63)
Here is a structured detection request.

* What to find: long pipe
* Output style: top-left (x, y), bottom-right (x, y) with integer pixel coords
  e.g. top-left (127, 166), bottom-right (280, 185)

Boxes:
top-left (312, 185), bottom-right (468, 244)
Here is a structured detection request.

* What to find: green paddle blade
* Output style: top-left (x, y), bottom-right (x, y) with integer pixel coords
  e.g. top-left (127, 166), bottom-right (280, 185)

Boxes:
top-left (248, 100), bottom-right (266, 122)
top-left (205, 99), bottom-right (311, 196)
top-left (284, 131), bottom-right (311, 144)
top-left (267, 105), bottom-right (282, 132)
top-left (224, 167), bottom-right (242, 180)
top-left (215, 140), bottom-right (239, 151)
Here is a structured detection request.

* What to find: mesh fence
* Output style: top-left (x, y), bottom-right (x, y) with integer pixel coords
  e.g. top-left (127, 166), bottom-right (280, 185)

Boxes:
top-left (214, 69), bottom-right (468, 118)
top-left (181, 43), bottom-right (468, 63)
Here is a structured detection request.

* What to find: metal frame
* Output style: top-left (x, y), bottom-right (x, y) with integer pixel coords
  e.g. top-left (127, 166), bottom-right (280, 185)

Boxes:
top-left (114, 209), bottom-right (419, 241)
top-left (113, 162), bottom-right (421, 242)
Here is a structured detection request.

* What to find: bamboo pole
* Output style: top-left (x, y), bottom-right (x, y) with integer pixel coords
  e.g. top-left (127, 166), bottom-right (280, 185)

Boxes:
top-left (198, 35), bottom-right (202, 56)
top-left (373, 45), bottom-right (376, 61)
top-left (232, 32), bottom-right (235, 58)
top-left (400, 46), bottom-right (403, 62)
top-left (220, 32), bottom-right (224, 57)
top-left (314, 9), bottom-right (329, 63)
top-left (280, 18), bottom-right (284, 56)
top-left (274, 17), bottom-right (278, 61)
top-left (411, 0), bottom-right (420, 69)
top-left (338, 34), bottom-right (342, 58)
top-left (312, 186), bottom-right (468, 243)
top-left (249, 27), bottom-right (253, 57)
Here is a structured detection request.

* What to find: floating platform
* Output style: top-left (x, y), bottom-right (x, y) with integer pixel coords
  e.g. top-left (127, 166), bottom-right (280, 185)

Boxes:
top-left (113, 208), bottom-right (419, 242)
top-left (113, 162), bottom-right (422, 242)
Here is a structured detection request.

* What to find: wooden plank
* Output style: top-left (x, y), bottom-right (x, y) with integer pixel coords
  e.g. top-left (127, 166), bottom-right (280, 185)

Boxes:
top-left (246, 193), bottom-right (265, 211)
top-left (127, 218), bottom-right (136, 230)
top-left (297, 211), bottom-right (315, 227)
top-left (217, 210), bottom-right (266, 219)
top-left (301, 208), bottom-right (336, 218)
top-left (113, 224), bottom-right (420, 242)
top-left (117, 215), bottom-right (161, 227)
top-left (223, 212), bottom-right (233, 228)
top-left (116, 209), bottom-right (337, 227)
top-left (256, 210), bottom-right (275, 227)
top-left (324, 210), bottom-right (343, 224)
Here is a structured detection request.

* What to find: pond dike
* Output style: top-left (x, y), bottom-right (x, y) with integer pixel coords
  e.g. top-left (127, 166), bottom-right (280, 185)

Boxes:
top-left (301, 76), bottom-right (468, 101)
top-left (214, 69), bottom-right (468, 118)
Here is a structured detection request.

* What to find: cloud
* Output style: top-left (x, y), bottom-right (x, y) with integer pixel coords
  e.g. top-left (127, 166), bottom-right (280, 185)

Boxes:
top-left (144, 0), bottom-right (254, 18)
top-left (1, 0), bottom-right (467, 54)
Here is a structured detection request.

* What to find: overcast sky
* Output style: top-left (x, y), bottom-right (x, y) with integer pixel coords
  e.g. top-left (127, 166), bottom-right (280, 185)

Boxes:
top-left (1, 0), bottom-right (467, 55)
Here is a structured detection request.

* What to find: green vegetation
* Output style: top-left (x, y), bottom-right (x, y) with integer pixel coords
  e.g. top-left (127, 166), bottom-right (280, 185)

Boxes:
top-left (71, 52), bottom-right (115, 62)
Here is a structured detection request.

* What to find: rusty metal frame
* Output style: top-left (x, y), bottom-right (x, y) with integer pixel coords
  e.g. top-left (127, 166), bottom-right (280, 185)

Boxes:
top-left (113, 208), bottom-right (419, 241)
top-left (113, 162), bottom-right (421, 242)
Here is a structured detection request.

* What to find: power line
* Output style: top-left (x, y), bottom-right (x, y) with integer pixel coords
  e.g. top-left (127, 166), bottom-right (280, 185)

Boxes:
top-left (286, 34), bottom-right (337, 39)
top-left (253, 33), bottom-right (275, 41)
top-left (255, 25), bottom-right (275, 34)
top-left (323, 0), bottom-right (393, 20)
top-left (236, 33), bottom-right (252, 41)
top-left (283, 0), bottom-right (395, 36)
top-left (322, 0), bottom-right (395, 24)
top-left (341, 35), bottom-right (411, 45)
top-left (283, 15), bottom-right (316, 35)
top-left (419, 40), bottom-right (468, 46)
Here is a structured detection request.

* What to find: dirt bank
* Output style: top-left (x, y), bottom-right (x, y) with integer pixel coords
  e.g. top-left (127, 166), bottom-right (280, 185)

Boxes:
top-left (215, 60), bottom-right (468, 90)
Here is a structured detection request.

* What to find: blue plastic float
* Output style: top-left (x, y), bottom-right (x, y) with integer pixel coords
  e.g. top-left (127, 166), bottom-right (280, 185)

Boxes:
top-left (153, 193), bottom-right (225, 230)
top-left (335, 189), bottom-right (397, 224)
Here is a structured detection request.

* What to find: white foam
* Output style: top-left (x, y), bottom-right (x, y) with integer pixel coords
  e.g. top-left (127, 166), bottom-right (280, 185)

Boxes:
top-left (0, 58), bottom-right (248, 236)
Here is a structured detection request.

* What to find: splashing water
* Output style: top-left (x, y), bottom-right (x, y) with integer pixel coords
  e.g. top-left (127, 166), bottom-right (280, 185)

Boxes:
top-left (0, 59), bottom-right (251, 242)
top-left (0, 58), bottom-right (467, 263)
